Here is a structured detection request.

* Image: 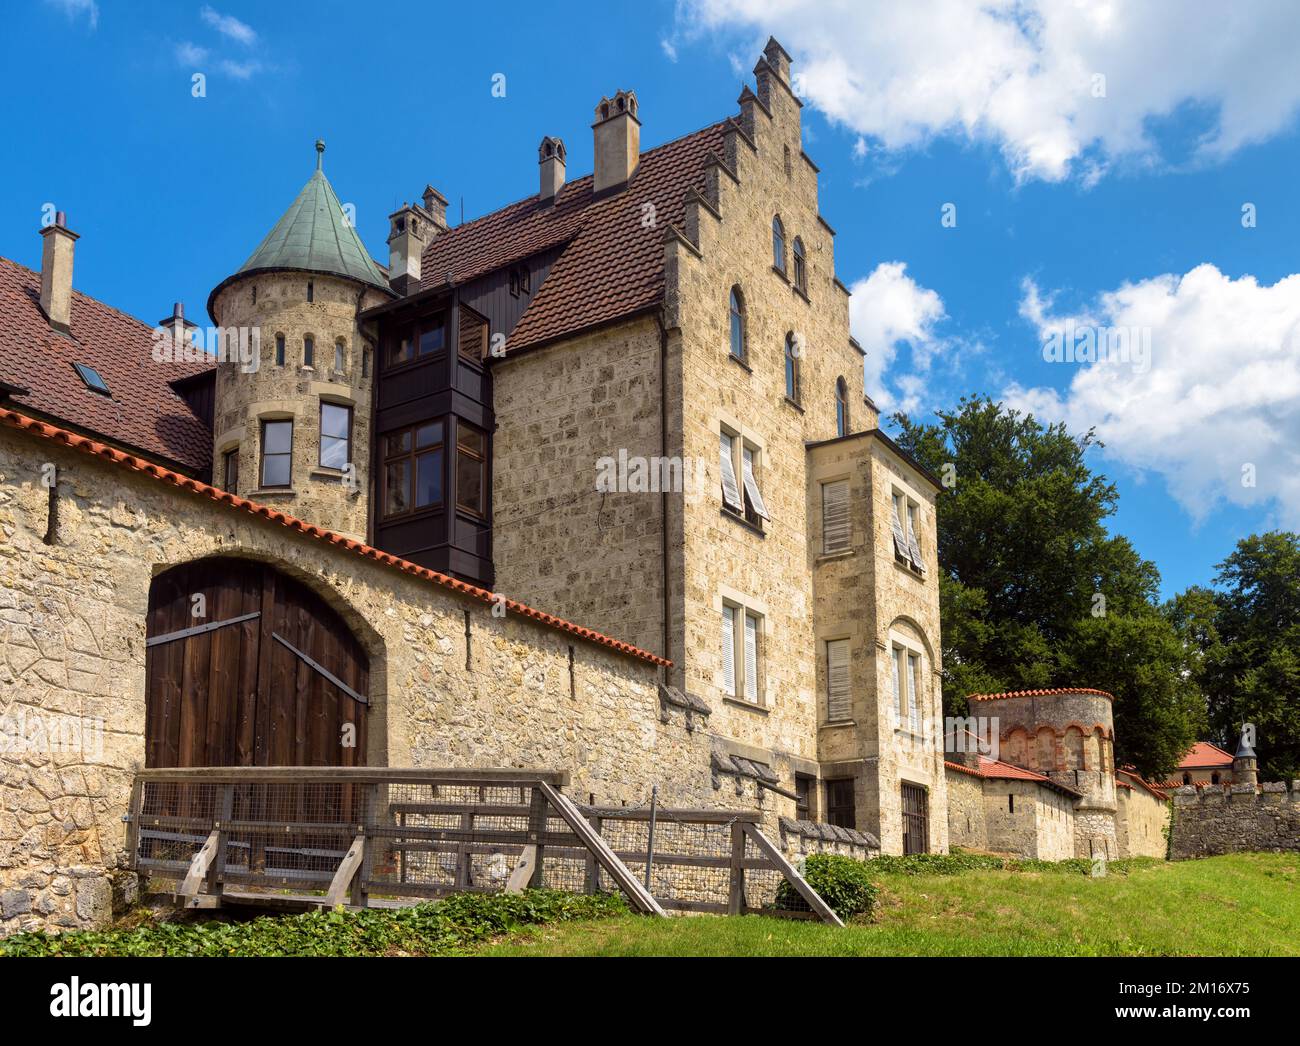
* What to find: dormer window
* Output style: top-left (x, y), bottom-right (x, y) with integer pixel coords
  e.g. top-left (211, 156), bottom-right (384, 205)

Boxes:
top-left (72, 362), bottom-right (110, 396)
top-left (509, 264), bottom-right (530, 297)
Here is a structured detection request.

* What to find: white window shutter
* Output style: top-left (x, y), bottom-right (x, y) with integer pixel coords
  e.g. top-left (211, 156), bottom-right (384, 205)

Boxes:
top-left (826, 639), bottom-right (850, 721)
top-left (890, 495), bottom-right (910, 559)
top-left (822, 480), bottom-right (850, 553)
top-left (907, 652), bottom-right (921, 732)
top-left (907, 503), bottom-right (925, 573)
top-left (744, 613), bottom-right (759, 702)
top-left (892, 647), bottom-right (904, 726)
top-left (741, 446), bottom-right (770, 521)
top-left (721, 606), bottom-right (736, 696)
top-left (719, 433), bottom-right (742, 511)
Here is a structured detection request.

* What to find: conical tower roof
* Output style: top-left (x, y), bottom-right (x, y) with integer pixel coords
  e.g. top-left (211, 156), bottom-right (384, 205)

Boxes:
top-left (209, 140), bottom-right (389, 318)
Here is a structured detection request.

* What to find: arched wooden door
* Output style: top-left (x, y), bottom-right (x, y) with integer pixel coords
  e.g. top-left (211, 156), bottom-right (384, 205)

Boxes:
top-left (145, 558), bottom-right (368, 767)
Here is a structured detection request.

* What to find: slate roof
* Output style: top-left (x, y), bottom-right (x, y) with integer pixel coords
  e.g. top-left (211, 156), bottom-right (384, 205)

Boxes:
top-left (0, 256), bottom-right (212, 473)
top-left (417, 120), bottom-right (730, 355)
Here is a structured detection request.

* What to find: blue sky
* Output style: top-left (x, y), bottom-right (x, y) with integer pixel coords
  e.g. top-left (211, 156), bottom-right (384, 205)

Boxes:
top-left (6, 1), bottom-right (1300, 600)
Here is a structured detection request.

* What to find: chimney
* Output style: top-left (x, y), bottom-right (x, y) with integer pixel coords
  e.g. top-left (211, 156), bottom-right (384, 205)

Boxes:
top-left (157, 302), bottom-right (197, 351)
top-left (421, 185), bottom-right (450, 232)
top-left (386, 202), bottom-right (435, 296)
top-left (39, 212), bottom-right (79, 334)
top-left (538, 136), bottom-right (566, 202)
top-left (592, 90), bottom-right (640, 194)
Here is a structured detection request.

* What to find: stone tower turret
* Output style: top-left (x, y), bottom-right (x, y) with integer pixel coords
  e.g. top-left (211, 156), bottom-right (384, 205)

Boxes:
top-left (207, 140), bottom-right (395, 539)
top-left (1233, 726), bottom-right (1259, 790)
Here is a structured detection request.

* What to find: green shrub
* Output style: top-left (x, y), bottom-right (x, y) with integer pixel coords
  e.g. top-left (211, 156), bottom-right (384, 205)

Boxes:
top-left (777, 854), bottom-right (878, 919)
top-left (0, 889), bottom-right (628, 958)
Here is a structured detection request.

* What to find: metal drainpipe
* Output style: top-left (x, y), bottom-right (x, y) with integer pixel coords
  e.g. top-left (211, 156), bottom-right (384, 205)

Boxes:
top-left (655, 312), bottom-right (674, 688)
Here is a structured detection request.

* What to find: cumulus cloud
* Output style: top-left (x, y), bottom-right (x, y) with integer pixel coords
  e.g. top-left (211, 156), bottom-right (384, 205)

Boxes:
top-left (44, 0), bottom-right (98, 29)
top-left (1005, 267), bottom-right (1300, 524)
top-left (176, 41), bottom-right (208, 65)
top-left (200, 5), bottom-right (257, 46)
top-left (673, 0), bottom-right (1300, 182)
top-left (848, 262), bottom-right (947, 414)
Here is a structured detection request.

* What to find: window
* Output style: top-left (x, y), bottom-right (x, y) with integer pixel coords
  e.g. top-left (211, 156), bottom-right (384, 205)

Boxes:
top-left (319, 402), bottom-right (352, 470)
top-left (719, 431), bottom-right (743, 514)
top-left (222, 447), bottom-right (239, 492)
top-left (259, 419), bottom-right (292, 489)
top-left (720, 430), bottom-right (768, 527)
top-left (306, 280), bottom-right (314, 303)
top-left (792, 237), bottom-right (806, 292)
top-left (825, 778), bottom-right (855, 828)
top-left (892, 644), bottom-right (923, 732)
top-left (740, 445), bottom-right (770, 524)
top-left (361, 347), bottom-right (371, 378)
top-left (1008, 793), bottom-right (1015, 814)
top-left (891, 490), bottom-right (926, 574)
top-left (251, 284), bottom-right (257, 305)
top-left (508, 265), bottom-right (530, 297)
top-left (334, 341), bottom-right (345, 373)
top-left (72, 362), bottom-right (110, 395)
top-left (382, 421), bottom-right (444, 518)
top-left (274, 334), bottom-right (285, 367)
top-left (821, 479), bottom-right (850, 553)
top-left (386, 314), bottom-right (445, 367)
top-left (826, 638), bottom-right (850, 722)
top-left (772, 216), bottom-right (786, 273)
top-left (794, 774), bottom-right (814, 821)
top-left (902, 783), bottom-right (929, 854)
top-left (784, 332), bottom-right (800, 402)
top-left (303, 335), bottom-right (315, 369)
top-left (729, 287), bottom-right (746, 361)
top-left (1211, 772), bottom-right (1221, 784)
top-left (783, 144), bottom-right (792, 179)
top-left (1183, 772), bottom-right (1192, 785)
top-left (456, 422), bottom-right (487, 516)
top-left (720, 600), bottom-right (763, 704)
top-left (835, 377), bottom-right (849, 437)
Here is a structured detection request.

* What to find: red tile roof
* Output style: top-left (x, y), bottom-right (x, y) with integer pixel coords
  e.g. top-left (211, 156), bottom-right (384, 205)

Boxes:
top-left (944, 757), bottom-right (1083, 798)
top-left (418, 120), bottom-right (729, 355)
top-left (1115, 767), bottom-right (1169, 800)
top-left (1177, 741), bottom-right (1234, 769)
top-left (968, 687), bottom-right (1114, 702)
top-left (0, 406), bottom-right (670, 668)
top-left (0, 256), bottom-right (212, 473)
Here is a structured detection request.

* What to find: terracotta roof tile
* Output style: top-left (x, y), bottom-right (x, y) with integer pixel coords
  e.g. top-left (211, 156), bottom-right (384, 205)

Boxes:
top-left (418, 121), bottom-right (729, 354)
top-left (0, 406), bottom-right (670, 669)
top-left (0, 256), bottom-right (212, 473)
top-left (1177, 741), bottom-right (1235, 769)
top-left (968, 687), bottom-right (1114, 702)
top-left (944, 756), bottom-right (1083, 798)
top-left (1115, 767), bottom-right (1169, 800)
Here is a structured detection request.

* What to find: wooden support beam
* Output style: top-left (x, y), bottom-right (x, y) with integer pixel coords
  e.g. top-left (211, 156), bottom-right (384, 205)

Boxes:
top-left (742, 823), bottom-right (843, 927)
top-left (323, 834), bottom-right (367, 908)
top-left (505, 845), bottom-right (538, 893)
top-left (179, 829), bottom-right (221, 908)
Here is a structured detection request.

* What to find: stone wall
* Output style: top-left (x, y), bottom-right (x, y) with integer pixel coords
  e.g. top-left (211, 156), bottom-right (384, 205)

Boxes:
top-left (981, 780), bottom-right (1076, 861)
top-left (778, 817), bottom-right (879, 863)
top-left (1169, 782), bottom-right (1300, 860)
top-left (0, 421), bottom-right (729, 935)
top-left (1115, 783), bottom-right (1170, 859)
top-left (944, 764), bottom-right (989, 850)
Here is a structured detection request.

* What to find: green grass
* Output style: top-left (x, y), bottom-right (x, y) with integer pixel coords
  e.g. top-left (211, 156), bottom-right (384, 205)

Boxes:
top-left (479, 853), bottom-right (1300, 957)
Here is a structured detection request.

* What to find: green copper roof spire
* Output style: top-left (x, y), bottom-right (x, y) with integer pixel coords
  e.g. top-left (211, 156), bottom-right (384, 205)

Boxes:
top-left (233, 139), bottom-right (388, 291)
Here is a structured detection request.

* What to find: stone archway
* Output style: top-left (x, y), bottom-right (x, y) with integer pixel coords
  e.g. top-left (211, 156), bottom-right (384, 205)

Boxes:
top-left (144, 557), bottom-right (369, 767)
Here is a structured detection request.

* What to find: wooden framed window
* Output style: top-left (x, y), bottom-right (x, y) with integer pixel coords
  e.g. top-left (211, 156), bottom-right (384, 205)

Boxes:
top-left (902, 782), bottom-right (929, 854)
top-left (792, 237), bottom-right (806, 292)
top-left (740, 445), bottom-right (769, 524)
top-left (458, 305), bottom-right (489, 363)
top-left (794, 774), bottom-right (814, 821)
top-left (319, 402), bottom-right (352, 470)
top-left (381, 421), bottom-right (444, 519)
top-left (892, 645), bottom-right (905, 727)
top-left (455, 422), bottom-right (487, 516)
top-left (729, 287), bottom-right (746, 361)
top-left (222, 447), bottom-right (239, 492)
top-left (772, 215), bottom-right (786, 273)
top-left (719, 431), bottom-right (743, 514)
top-left (386, 313), bottom-right (446, 368)
top-left (826, 638), bottom-right (850, 721)
top-left (259, 419), bottom-right (292, 489)
top-left (822, 479), bottom-right (850, 553)
top-left (835, 376), bottom-right (849, 437)
top-left (274, 334), bottom-right (285, 367)
top-left (891, 489), bottom-right (927, 574)
top-left (508, 264), bottom-right (530, 297)
top-left (825, 778), bottom-right (855, 828)
top-left (784, 332), bottom-right (800, 402)
top-left (721, 604), bottom-right (737, 697)
top-left (720, 600), bottom-right (763, 704)
top-left (303, 335), bottom-right (315, 368)
top-left (743, 611), bottom-right (760, 703)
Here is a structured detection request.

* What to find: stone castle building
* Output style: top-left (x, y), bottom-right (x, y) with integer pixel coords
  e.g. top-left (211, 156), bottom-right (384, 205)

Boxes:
top-left (0, 39), bottom-right (1168, 932)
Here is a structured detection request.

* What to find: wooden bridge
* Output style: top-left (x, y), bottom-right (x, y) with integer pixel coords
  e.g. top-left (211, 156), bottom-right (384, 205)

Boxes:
top-left (125, 767), bottom-right (842, 925)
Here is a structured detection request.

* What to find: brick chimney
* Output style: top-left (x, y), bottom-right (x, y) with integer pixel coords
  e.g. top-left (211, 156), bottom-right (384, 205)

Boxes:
top-left (592, 90), bottom-right (640, 194)
top-left (387, 204), bottom-right (433, 296)
top-left (39, 212), bottom-right (79, 334)
top-left (157, 302), bottom-right (198, 351)
top-left (538, 136), bottom-right (566, 202)
top-left (422, 185), bottom-right (450, 232)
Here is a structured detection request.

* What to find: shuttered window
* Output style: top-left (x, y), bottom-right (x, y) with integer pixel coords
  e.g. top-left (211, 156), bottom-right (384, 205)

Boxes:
top-left (890, 493), bottom-right (911, 561)
top-left (721, 605), bottom-right (736, 696)
top-left (741, 446), bottom-right (770, 521)
top-left (907, 651), bottom-right (922, 732)
top-left (892, 645), bottom-right (905, 726)
top-left (826, 639), bottom-right (850, 722)
top-left (743, 613), bottom-right (759, 703)
top-left (907, 502), bottom-right (926, 573)
top-left (822, 480), bottom-right (850, 553)
top-left (719, 432), bottom-right (743, 512)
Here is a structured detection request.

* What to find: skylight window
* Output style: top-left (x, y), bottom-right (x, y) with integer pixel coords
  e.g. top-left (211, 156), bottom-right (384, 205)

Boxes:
top-left (72, 363), bottom-right (110, 396)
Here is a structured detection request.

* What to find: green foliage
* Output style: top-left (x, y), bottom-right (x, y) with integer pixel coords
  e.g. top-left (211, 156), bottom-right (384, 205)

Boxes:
top-left (865, 849), bottom-right (1156, 877)
top-left (891, 396), bottom-right (1205, 779)
top-left (777, 854), bottom-right (878, 919)
top-left (0, 889), bottom-right (627, 958)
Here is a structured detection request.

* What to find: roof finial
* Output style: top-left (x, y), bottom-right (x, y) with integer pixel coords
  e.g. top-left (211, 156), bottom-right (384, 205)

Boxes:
top-left (315, 138), bottom-right (325, 170)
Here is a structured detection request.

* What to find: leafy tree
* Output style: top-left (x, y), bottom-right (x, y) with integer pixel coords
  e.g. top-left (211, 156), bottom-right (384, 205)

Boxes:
top-left (892, 396), bottom-right (1203, 778)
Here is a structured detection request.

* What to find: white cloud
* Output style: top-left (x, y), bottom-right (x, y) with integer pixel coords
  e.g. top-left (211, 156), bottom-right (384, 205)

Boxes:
top-left (661, 38), bottom-right (678, 62)
top-left (219, 58), bottom-right (264, 80)
top-left (45, 0), bottom-right (98, 29)
top-left (1006, 267), bottom-right (1300, 525)
top-left (673, 0), bottom-right (1300, 182)
top-left (200, 5), bottom-right (257, 46)
top-left (176, 41), bottom-right (208, 65)
top-left (848, 261), bottom-right (947, 414)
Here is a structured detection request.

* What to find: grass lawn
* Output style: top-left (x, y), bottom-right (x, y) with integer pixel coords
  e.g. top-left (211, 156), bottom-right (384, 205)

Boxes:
top-left (479, 853), bottom-right (1300, 957)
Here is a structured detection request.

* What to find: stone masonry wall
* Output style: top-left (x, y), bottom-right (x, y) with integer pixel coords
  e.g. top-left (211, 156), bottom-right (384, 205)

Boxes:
top-left (1115, 785), bottom-right (1170, 859)
top-left (944, 765), bottom-right (989, 851)
top-left (0, 423), bottom-right (722, 934)
top-left (1169, 782), bottom-right (1300, 860)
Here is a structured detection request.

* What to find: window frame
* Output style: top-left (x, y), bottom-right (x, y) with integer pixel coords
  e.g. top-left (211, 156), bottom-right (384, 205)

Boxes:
top-left (825, 637), bottom-right (851, 722)
top-left (384, 312), bottom-right (448, 371)
top-left (821, 478), bottom-right (851, 554)
top-left (772, 215), bottom-right (786, 273)
top-left (792, 236), bottom-right (807, 292)
top-left (454, 420), bottom-right (488, 518)
top-left (333, 340), bottom-right (345, 374)
top-left (728, 286), bottom-right (747, 362)
top-left (274, 333), bottom-right (286, 367)
top-left (222, 446), bottom-right (239, 492)
top-left (835, 376), bottom-right (849, 437)
top-left (720, 598), bottom-right (764, 705)
top-left (380, 420), bottom-right (446, 521)
top-left (318, 401), bottom-right (353, 471)
top-left (784, 332), bottom-right (801, 403)
top-left (258, 418), bottom-right (293, 490)
top-left (825, 778), bottom-right (855, 829)
top-left (720, 426), bottom-right (768, 529)
top-left (303, 335), bottom-right (315, 369)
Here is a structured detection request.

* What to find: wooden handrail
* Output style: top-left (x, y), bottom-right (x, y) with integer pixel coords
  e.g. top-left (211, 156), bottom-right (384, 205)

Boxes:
top-left (130, 766), bottom-right (569, 786)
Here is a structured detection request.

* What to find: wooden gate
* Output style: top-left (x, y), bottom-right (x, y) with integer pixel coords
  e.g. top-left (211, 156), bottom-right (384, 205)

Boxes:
top-left (145, 558), bottom-right (369, 768)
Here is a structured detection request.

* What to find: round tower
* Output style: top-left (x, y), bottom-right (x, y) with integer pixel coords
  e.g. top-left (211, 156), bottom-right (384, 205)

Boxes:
top-left (1233, 726), bottom-right (1259, 790)
top-left (970, 687), bottom-right (1119, 860)
top-left (207, 140), bottom-right (395, 539)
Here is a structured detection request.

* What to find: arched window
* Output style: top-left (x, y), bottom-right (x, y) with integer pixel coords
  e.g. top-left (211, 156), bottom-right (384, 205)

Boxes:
top-left (334, 340), bottom-right (345, 373)
top-left (307, 280), bottom-right (314, 303)
top-left (772, 216), bottom-right (786, 273)
top-left (792, 237), bottom-right (806, 292)
top-left (1211, 772), bottom-right (1221, 784)
top-left (784, 332), bottom-right (800, 402)
top-left (303, 335), bottom-right (315, 368)
top-left (1182, 772), bottom-right (1192, 785)
top-left (274, 333), bottom-right (286, 367)
top-left (729, 287), bottom-right (746, 362)
top-left (835, 376), bottom-right (849, 436)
